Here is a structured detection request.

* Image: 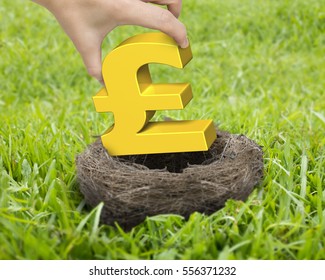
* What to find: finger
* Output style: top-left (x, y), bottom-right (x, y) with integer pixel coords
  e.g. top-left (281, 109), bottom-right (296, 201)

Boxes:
top-left (167, 0), bottom-right (182, 18)
top-left (142, 0), bottom-right (182, 18)
top-left (120, 1), bottom-right (188, 48)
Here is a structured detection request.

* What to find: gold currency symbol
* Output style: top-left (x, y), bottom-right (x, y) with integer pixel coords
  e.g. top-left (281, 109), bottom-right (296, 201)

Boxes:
top-left (93, 33), bottom-right (216, 156)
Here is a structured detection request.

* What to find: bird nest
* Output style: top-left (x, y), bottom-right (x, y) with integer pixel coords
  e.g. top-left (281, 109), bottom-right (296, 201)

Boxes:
top-left (76, 130), bottom-right (263, 229)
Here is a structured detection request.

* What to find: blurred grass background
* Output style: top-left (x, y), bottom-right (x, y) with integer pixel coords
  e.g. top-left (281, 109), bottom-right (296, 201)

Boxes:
top-left (0, 0), bottom-right (324, 259)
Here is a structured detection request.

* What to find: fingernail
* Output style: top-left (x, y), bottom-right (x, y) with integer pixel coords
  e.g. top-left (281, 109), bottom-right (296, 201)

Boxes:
top-left (180, 37), bottom-right (189, 48)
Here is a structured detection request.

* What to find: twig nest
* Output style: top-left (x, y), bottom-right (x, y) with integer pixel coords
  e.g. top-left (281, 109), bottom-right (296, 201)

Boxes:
top-left (76, 130), bottom-right (263, 229)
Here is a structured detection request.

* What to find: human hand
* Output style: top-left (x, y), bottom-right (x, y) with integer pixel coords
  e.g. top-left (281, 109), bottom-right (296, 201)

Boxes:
top-left (32, 0), bottom-right (188, 83)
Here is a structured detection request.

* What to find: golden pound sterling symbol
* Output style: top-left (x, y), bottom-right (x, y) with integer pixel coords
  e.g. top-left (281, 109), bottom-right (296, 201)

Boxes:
top-left (93, 33), bottom-right (216, 156)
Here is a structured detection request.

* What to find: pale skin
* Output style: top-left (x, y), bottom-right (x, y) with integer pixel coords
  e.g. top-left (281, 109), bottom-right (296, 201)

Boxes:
top-left (32, 0), bottom-right (188, 83)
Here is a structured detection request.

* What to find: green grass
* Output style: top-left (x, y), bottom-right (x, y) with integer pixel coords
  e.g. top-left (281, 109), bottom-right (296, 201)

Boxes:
top-left (0, 0), bottom-right (324, 259)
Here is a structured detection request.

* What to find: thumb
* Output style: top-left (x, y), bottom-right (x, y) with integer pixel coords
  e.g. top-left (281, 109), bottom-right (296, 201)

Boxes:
top-left (75, 38), bottom-right (103, 83)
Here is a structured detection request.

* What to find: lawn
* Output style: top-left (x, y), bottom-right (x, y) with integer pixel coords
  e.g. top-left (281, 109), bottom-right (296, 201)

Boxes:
top-left (0, 0), bottom-right (324, 259)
